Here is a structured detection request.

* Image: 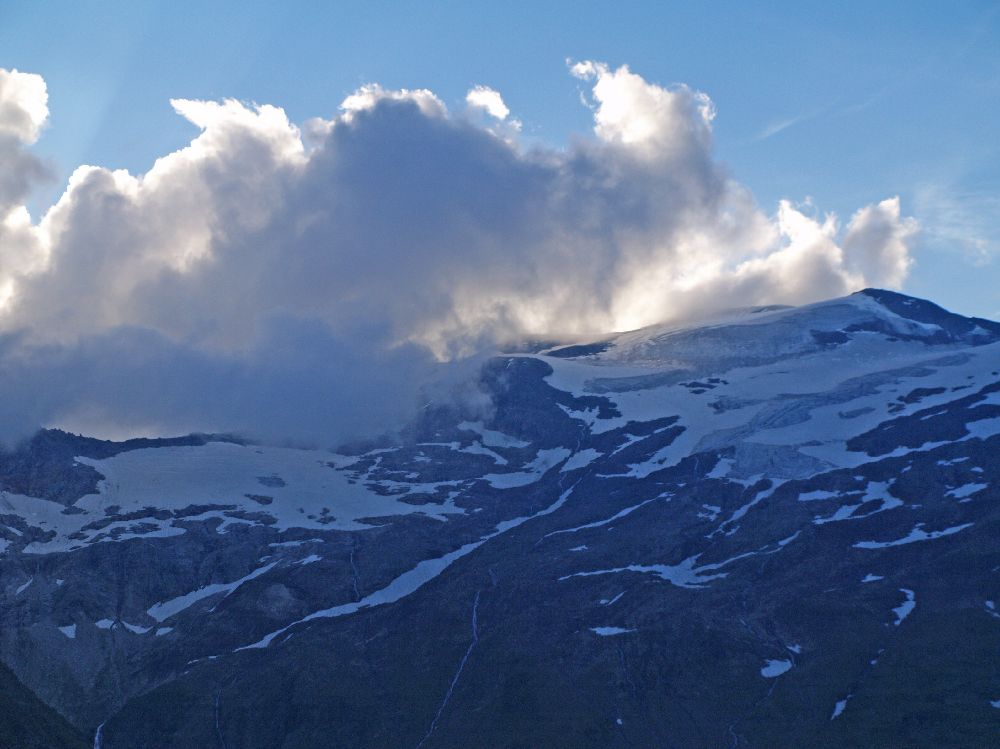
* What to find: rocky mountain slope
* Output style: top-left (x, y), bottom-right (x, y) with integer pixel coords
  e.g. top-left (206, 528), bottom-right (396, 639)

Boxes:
top-left (2, 289), bottom-right (999, 747)
top-left (0, 662), bottom-right (87, 749)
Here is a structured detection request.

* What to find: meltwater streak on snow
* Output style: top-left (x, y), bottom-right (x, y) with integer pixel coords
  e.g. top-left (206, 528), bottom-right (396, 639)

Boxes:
top-left (148, 562), bottom-right (277, 622)
top-left (892, 588), bottom-right (916, 625)
top-left (854, 523), bottom-right (974, 549)
top-left (237, 480), bottom-right (583, 651)
top-left (15, 577), bottom-right (32, 594)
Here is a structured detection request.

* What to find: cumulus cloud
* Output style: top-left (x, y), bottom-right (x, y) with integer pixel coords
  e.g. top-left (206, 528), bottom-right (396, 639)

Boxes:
top-left (0, 68), bottom-right (48, 143)
top-left (0, 69), bottom-right (51, 306)
top-left (466, 85), bottom-right (510, 120)
top-left (0, 61), bottom-right (917, 445)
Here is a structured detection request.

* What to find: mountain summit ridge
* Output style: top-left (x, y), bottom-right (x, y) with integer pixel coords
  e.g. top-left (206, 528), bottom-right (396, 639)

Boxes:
top-left (0, 289), bottom-right (998, 748)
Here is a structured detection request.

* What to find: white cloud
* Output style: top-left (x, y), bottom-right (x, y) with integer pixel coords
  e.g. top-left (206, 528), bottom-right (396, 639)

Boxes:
top-left (466, 85), bottom-right (510, 120)
top-left (339, 83), bottom-right (446, 120)
top-left (842, 197), bottom-right (917, 287)
top-left (0, 69), bottom-right (50, 309)
top-left (0, 69), bottom-right (48, 143)
top-left (571, 60), bottom-right (714, 152)
top-left (0, 62), bottom-right (918, 444)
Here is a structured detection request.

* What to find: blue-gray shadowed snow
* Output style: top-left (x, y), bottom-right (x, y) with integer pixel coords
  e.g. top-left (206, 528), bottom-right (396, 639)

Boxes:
top-left (1, 288), bottom-right (1000, 747)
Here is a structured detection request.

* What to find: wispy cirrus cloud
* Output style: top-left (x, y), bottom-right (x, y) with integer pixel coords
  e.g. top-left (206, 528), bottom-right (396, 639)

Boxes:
top-left (914, 182), bottom-right (999, 266)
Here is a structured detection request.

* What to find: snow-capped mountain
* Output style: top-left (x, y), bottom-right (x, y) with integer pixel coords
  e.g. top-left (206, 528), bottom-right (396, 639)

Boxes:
top-left (2, 288), bottom-right (999, 748)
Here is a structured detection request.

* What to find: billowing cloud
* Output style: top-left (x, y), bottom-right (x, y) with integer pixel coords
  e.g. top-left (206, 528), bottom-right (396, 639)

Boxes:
top-left (0, 68), bottom-right (48, 144)
top-left (0, 69), bottom-right (51, 306)
top-left (0, 61), bottom-right (917, 445)
top-left (466, 85), bottom-right (510, 120)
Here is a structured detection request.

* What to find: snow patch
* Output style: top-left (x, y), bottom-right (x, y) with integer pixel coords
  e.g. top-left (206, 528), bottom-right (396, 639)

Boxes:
top-left (147, 562), bottom-right (277, 622)
top-left (892, 588), bottom-right (916, 625)
top-left (561, 550), bottom-right (757, 589)
top-left (545, 492), bottom-right (670, 538)
top-left (561, 449), bottom-right (602, 472)
top-left (760, 659), bottom-right (792, 678)
top-left (457, 421), bottom-right (529, 449)
top-left (946, 483), bottom-right (987, 499)
top-left (854, 523), bottom-right (973, 549)
top-left (591, 627), bottom-right (635, 636)
top-left (238, 480), bottom-right (583, 650)
top-left (831, 696), bottom-right (851, 719)
top-left (798, 489), bottom-right (838, 502)
top-left (484, 448), bottom-right (570, 488)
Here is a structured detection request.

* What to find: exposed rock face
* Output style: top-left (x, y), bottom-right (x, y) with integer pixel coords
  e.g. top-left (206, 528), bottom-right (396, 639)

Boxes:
top-left (2, 289), bottom-right (999, 748)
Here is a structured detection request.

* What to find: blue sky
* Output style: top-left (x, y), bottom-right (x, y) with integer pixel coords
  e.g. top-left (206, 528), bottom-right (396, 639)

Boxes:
top-left (2, 0), bottom-right (998, 317)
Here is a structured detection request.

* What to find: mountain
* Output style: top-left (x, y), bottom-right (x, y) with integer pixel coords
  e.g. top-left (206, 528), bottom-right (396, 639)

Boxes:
top-left (0, 661), bottom-right (87, 749)
top-left (1, 288), bottom-right (999, 748)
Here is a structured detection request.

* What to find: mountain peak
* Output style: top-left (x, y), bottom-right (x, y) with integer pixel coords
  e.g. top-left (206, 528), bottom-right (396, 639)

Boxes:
top-left (855, 287), bottom-right (1000, 339)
